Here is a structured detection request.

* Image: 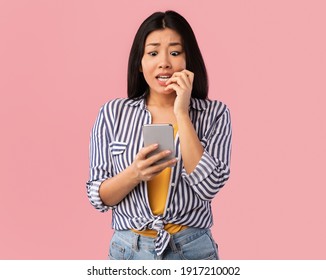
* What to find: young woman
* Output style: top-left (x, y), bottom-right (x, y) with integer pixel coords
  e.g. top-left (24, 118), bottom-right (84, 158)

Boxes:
top-left (86, 10), bottom-right (232, 260)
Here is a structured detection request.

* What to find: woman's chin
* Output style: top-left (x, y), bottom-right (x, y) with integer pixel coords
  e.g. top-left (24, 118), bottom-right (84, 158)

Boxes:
top-left (149, 87), bottom-right (176, 96)
top-left (161, 88), bottom-right (175, 95)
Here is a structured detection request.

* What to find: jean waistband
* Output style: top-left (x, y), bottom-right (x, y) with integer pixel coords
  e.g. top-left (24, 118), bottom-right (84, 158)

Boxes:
top-left (114, 227), bottom-right (211, 250)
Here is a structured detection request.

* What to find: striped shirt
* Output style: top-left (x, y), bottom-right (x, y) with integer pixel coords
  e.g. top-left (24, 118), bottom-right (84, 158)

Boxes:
top-left (86, 96), bottom-right (232, 255)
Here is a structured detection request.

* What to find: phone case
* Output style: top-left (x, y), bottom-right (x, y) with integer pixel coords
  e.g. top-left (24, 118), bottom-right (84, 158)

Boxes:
top-left (142, 124), bottom-right (175, 164)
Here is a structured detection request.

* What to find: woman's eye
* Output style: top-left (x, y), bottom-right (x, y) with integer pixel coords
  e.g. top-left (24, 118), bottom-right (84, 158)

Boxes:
top-left (148, 51), bottom-right (158, 56)
top-left (170, 51), bottom-right (180, 56)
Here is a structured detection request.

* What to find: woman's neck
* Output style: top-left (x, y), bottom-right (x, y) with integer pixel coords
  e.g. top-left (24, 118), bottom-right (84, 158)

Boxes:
top-left (146, 91), bottom-right (177, 124)
top-left (146, 91), bottom-right (176, 108)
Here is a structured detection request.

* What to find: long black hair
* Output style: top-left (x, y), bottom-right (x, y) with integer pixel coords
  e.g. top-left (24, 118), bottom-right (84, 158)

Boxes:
top-left (127, 10), bottom-right (208, 100)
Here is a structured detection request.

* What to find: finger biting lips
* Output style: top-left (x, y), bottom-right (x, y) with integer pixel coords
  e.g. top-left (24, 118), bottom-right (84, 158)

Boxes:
top-left (156, 73), bottom-right (172, 86)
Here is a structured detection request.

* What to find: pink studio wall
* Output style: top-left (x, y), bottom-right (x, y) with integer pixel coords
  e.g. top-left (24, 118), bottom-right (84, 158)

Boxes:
top-left (1, 0), bottom-right (325, 259)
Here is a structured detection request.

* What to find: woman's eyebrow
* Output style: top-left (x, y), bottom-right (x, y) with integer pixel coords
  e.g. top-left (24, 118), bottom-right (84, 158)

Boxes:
top-left (145, 43), bottom-right (160, 47)
top-left (169, 42), bottom-right (182, 46)
top-left (145, 42), bottom-right (182, 47)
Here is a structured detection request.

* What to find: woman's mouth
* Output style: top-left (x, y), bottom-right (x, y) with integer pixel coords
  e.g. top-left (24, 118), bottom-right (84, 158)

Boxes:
top-left (156, 75), bottom-right (171, 82)
top-left (156, 74), bottom-right (172, 86)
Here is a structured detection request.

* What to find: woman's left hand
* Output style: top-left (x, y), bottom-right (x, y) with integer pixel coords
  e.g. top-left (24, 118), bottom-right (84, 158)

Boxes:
top-left (165, 69), bottom-right (194, 116)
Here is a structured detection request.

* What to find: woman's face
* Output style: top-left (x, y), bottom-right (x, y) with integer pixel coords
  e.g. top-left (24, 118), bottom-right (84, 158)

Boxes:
top-left (141, 28), bottom-right (186, 96)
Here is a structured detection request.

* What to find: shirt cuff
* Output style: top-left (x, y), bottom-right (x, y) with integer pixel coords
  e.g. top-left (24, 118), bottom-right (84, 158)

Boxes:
top-left (181, 150), bottom-right (217, 186)
top-left (86, 179), bottom-right (111, 212)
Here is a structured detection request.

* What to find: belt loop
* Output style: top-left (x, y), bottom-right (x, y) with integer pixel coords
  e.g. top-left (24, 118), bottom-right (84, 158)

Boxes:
top-left (168, 235), bottom-right (178, 253)
top-left (132, 232), bottom-right (140, 252)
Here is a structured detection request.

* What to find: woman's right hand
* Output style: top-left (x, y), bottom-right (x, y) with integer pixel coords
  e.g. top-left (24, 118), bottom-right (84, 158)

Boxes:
top-left (129, 144), bottom-right (178, 182)
top-left (99, 144), bottom-right (177, 207)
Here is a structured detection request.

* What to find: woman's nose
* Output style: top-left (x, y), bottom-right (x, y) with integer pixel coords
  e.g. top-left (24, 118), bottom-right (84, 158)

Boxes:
top-left (158, 54), bottom-right (171, 69)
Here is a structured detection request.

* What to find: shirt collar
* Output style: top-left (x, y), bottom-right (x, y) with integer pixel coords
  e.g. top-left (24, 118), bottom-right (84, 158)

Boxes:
top-left (189, 98), bottom-right (208, 111)
top-left (126, 97), bottom-right (146, 109)
top-left (127, 95), bottom-right (208, 111)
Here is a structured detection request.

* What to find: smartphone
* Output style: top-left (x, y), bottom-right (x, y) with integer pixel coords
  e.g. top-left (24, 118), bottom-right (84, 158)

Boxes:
top-left (142, 124), bottom-right (175, 164)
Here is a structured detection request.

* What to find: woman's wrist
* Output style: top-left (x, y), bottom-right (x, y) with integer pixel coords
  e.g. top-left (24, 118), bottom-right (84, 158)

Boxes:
top-left (99, 166), bottom-right (141, 206)
top-left (124, 165), bottom-right (142, 187)
top-left (175, 110), bottom-right (190, 121)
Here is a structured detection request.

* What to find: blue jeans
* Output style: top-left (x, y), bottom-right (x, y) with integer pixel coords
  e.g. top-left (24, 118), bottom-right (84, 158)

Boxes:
top-left (108, 227), bottom-right (219, 260)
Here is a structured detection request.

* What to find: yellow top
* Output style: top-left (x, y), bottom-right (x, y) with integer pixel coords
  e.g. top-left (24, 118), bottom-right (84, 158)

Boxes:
top-left (133, 124), bottom-right (187, 237)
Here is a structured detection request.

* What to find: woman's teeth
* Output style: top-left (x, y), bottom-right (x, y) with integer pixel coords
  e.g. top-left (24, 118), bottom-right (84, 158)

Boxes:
top-left (157, 76), bottom-right (171, 82)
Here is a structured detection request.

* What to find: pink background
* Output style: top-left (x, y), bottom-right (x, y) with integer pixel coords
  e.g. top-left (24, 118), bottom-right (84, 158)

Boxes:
top-left (1, 0), bottom-right (325, 259)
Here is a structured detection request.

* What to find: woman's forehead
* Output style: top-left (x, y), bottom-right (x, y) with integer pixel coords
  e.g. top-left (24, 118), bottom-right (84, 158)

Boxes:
top-left (145, 28), bottom-right (183, 46)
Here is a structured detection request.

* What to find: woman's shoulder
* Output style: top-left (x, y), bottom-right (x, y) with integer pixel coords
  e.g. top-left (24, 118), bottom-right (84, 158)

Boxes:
top-left (101, 97), bottom-right (142, 112)
top-left (102, 97), bottom-right (132, 107)
top-left (190, 98), bottom-right (230, 115)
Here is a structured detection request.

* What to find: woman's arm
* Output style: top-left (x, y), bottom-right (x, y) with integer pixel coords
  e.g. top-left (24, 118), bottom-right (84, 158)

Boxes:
top-left (165, 70), bottom-right (232, 200)
top-left (99, 145), bottom-right (177, 206)
top-left (181, 106), bottom-right (232, 200)
top-left (87, 105), bottom-right (178, 209)
top-left (165, 69), bottom-right (203, 173)
top-left (175, 112), bottom-right (204, 174)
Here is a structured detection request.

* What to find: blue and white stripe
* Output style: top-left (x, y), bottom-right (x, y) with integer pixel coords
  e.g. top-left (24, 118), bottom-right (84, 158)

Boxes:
top-left (86, 96), bottom-right (232, 255)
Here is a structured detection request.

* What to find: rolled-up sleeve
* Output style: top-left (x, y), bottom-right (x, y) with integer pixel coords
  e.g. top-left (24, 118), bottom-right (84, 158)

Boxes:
top-left (86, 179), bottom-right (109, 212)
top-left (182, 107), bottom-right (232, 200)
top-left (86, 106), bottom-right (113, 212)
